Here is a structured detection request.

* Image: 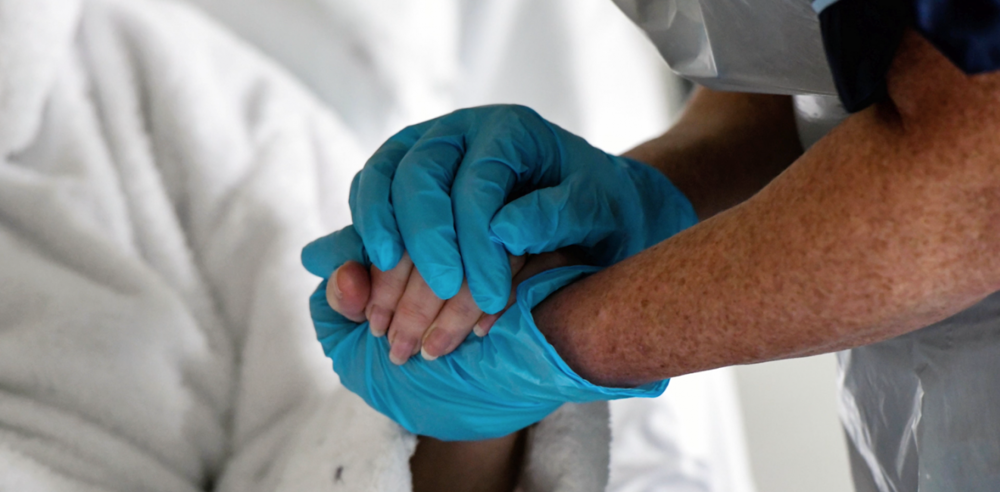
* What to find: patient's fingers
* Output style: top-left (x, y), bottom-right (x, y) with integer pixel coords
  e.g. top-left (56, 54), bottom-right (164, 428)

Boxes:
top-left (366, 252), bottom-right (414, 337)
top-left (419, 281), bottom-right (480, 361)
top-left (422, 255), bottom-right (527, 361)
top-left (326, 261), bottom-right (371, 323)
top-left (387, 271), bottom-right (445, 365)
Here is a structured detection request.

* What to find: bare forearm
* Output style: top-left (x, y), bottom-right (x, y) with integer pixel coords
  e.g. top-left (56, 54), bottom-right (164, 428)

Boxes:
top-left (410, 432), bottom-right (526, 492)
top-left (624, 88), bottom-right (803, 220)
top-left (536, 32), bottom-right (1000, 387)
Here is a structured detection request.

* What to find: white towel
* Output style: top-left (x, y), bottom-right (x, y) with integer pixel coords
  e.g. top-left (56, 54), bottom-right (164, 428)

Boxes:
top-left (0, 0), bottom-right (610, 490)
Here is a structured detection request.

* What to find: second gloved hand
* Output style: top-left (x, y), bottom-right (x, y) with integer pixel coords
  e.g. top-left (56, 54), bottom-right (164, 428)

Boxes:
top-left (305, 226), bottom-right (668, 440)
top-left (350, 105), bottom-right (698, 315)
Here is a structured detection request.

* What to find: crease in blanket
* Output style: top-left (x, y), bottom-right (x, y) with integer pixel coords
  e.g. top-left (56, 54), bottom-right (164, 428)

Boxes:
top-left (0, 0), bottom-right (614, 490)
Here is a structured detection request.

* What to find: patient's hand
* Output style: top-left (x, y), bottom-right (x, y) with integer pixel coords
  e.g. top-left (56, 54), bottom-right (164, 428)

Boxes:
top-left (326, 250), bottom-right (581, 364)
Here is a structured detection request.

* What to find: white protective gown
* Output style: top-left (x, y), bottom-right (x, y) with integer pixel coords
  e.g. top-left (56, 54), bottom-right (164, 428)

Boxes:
top-left (614, 1), bottom-right (1000, 491)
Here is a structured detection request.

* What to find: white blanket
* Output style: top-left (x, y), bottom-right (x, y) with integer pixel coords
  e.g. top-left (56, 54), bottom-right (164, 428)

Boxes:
top-left (0, 0), bottom-right (610, 490)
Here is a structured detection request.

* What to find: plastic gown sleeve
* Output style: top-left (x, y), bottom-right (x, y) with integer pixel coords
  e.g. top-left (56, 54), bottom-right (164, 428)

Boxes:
top-left (348, 105), bottom-right (698, 314)
top-left (303, 229), bottom-right (668, 441)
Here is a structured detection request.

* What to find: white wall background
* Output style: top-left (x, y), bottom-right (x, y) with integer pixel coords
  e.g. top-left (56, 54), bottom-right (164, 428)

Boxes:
top-left (734, 354), bottom-right (853, 492)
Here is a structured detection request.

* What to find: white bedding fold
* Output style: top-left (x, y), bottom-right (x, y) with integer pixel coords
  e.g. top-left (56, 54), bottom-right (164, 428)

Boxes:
top-left (0, 0), bottom-right (610, 490)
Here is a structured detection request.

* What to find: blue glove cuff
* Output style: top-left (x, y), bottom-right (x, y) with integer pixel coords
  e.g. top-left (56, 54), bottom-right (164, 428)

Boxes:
top-left (618, 155), bottom-right (699, 230)
top-left (541, 119), bottom-right (700, 264)
top-left (514, 265), bottom-right (670, 401)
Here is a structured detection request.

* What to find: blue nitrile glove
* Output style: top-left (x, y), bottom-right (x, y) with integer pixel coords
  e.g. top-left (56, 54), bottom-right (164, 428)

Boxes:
top-left (302, 227), bottom-right (668, 441)
top-left (349, 104), bottom-right (697, 315)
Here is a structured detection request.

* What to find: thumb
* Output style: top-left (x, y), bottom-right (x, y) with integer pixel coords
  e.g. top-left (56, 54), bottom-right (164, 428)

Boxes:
top-left (311, 279), bottom-right (363, 354)
top-left (326, 261), bottom-right (371, 323)
top-left (302, 225), bottom-right (371, 278)
top-left (490, 182), bottom-right (617, 256)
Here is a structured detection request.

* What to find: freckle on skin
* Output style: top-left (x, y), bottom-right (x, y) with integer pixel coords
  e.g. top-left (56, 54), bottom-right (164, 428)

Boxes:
top-left (532, 32), bottom-right (1000, 387)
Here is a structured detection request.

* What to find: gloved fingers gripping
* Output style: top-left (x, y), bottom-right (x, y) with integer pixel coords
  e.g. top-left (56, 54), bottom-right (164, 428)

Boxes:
top-left (366, 252), bottom-right (414, 337)
top-left (301, 225), bottom-right (370, 278)
top-left (451, 135), bottom-right (538, 314)
top-left (489, 181), bottom-right (618, 257)
top-left (471, 254), bottom-right (526, 336)
top-left (352, 124), bottom-right (429, 271)
top-left (391, 123), bottom-right (468, 301)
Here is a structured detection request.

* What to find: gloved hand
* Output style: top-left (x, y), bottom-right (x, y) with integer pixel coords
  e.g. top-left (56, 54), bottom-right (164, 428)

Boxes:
top-left (302, 226), bottom-right (668, 441)
top-left (350, 104), bottom-right (698, 315)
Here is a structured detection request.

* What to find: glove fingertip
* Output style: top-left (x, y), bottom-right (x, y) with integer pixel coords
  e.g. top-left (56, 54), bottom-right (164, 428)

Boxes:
top-left (302, 240), bottom-right (336, 278)
top-left (469, 270), bottom-right (511, 315)
top-left (303, 225), bottom-right (373, 279)
top-left (475, 291), bottom-right (509, 316)
top-left (426, 268), bottom-right (464, 300)
top-left (371, 242), bottom-right (403, 272)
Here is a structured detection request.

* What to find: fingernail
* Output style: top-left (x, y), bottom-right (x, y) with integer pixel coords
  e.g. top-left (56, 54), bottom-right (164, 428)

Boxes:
top-left (390, 338), bottom-right (414, 365)
top-left (475, 313), bottom-right (501, 336)
top-left (369, 305), bottom-right (392, 337)
top-left (420, 346), bottom-right (438, 362)
top-left (330, 266), bottom-right (344, 299)
top-left (421, 326), bottom-right (450, 360)
top-left (473, 322), bottom-right (487, 337)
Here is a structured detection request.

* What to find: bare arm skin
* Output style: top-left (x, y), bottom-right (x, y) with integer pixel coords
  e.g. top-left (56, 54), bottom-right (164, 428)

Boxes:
top-left (535, 30), bottom-right (1000, 387)
top-left (410, 433), bottom-right (527, 492)
top-left (625, 87), bottom-right (804, 220)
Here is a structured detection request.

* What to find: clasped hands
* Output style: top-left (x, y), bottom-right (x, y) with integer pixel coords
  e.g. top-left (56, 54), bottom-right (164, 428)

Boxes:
top-left (302, 105), bottom-right (698, 440)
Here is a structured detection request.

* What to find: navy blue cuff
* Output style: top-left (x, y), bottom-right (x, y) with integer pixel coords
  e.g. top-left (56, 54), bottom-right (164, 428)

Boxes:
top-left (817, 0), bottom-right (911, 113)
top-left (914, 0), bottom-right (1000, 74)
top-left (816, 0), bottom-right (1000, 113)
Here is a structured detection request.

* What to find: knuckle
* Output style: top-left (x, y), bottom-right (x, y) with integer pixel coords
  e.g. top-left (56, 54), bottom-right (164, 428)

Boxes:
top-left (444, 298), bottom-right (480, 321)
top-left (390, 168), bottom-right (416, 195)
top-left (507, 104), bottom-right (542, 126)
top-left (370, 284), bottom-right (403, 307)
top-left (373, 269), bottom-right (408, 292)
top-left (394, 301), bottom-right (436, 329)
top-left (438, 323), bottom-right (473, 341)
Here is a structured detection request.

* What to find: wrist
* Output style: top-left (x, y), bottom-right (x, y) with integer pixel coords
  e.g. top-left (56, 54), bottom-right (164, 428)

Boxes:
top-left (520, 266), bottom-right (669, 393)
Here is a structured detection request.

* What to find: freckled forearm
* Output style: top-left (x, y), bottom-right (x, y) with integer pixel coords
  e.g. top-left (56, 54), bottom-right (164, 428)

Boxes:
top-left (534, 33), bottom-right (1000, 387)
